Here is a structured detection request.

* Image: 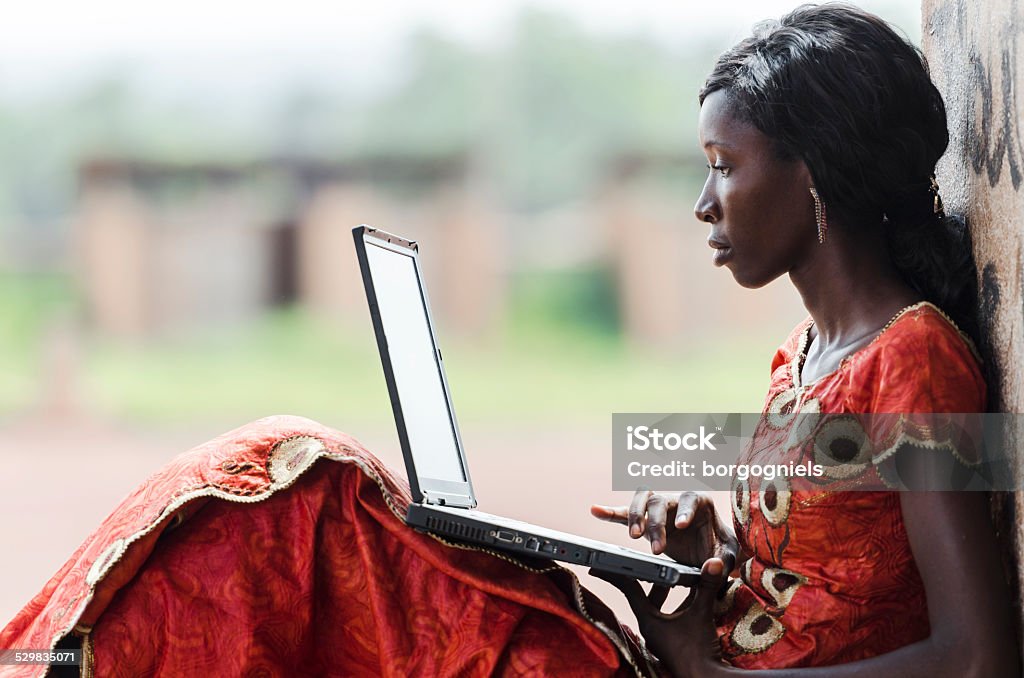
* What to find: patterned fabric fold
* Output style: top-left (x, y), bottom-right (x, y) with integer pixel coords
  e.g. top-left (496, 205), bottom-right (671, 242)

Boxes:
top-left (1, 415), bottom-right (657, 678)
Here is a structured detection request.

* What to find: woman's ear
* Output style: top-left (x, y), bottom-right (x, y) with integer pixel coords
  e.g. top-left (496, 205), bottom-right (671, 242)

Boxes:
top-left (795, 160), bottom-right (814, 193)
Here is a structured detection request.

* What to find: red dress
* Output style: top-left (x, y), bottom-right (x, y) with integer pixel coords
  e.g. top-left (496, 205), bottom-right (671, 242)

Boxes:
top-left (714, 302), bottom-right (986, 668)
top-left (0, 417), bottom-right (655, 677)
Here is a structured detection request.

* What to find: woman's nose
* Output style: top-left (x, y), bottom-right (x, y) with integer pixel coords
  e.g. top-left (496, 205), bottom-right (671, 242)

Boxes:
top-left (694, 184), bottom-right (720, 223)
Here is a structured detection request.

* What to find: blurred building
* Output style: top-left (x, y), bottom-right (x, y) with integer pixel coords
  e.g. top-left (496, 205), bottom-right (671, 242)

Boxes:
top-left (76, 155), bottom-right (505, 339)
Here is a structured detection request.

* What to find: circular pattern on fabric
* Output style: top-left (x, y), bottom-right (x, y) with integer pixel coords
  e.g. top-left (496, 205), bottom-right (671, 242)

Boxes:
top-left (714, 577), bottom-right (742, 617)
top-left (784, 396), bottom-right (820, 451)
top-left (760, 566), bottom-right (806, 609)
top-left (765, 389), bottom-right (798, 430)
top-left (731, 601), bottom-right (785, 654)
top-left (86, 537), bottom-right (128, 587)
top-left (732, 476), bottom-right (751, 526)
top-left (758, 474), bottom-right (791, 527)
top-left (267, 436), bottom-right (327, 487)
top-left (812, 416), bottom-right (872, 479)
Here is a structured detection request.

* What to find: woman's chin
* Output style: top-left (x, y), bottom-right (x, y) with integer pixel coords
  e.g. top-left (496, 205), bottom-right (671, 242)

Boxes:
top-left (727, 266), bottom-right (777, 290)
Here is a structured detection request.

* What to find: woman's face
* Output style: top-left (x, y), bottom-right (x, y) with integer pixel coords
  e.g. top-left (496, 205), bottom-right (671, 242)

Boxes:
top-left (694, 90), bottom-right (817, 288)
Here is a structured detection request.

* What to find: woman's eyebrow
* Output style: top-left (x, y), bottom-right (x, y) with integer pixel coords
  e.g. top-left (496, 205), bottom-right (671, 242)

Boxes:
top-left (702, 140), bottom-right (734, 150)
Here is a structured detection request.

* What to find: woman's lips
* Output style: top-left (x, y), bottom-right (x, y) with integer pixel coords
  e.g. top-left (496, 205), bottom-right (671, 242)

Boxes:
top-left (708, 238), bottom-right (733, 267)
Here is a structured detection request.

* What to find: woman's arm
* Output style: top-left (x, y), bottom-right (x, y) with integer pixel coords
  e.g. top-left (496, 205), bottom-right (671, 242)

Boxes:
top-left (667, 491), bottom-right (1019, 677)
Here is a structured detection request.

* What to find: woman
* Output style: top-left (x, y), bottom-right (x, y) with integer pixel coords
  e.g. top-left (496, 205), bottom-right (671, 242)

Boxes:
top-left (591, 3), bottom-right (1019, 676)
top-left (2, 4), bottom-right (1016, 678)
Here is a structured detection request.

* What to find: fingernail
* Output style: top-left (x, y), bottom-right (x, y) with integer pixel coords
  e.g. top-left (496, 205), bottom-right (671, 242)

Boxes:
top-left (652, 539), bottom-right (662, 553)
top-left (677, 512), bottom-right (689, 525)
top-left (707, 560), bottom-right (723, 576)
top-left (630, 525), bottom-right (641, 537)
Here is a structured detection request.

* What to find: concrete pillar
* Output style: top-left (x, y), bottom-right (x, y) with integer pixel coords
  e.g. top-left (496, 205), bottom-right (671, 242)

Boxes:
top-left (425, 185), bottom-right (506, 337)
top-left (923, 0), bottom-right (1024, 643)
top-left (148, 185), bottom-right (270, 336)
top-left (76, 184), bottom-right (153, 339)
top-left (297, 183), bottom-right (394, 321)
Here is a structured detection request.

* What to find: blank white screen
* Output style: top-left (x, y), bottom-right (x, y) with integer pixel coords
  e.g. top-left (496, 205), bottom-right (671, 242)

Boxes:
top-left (365, 241), bottom-right (466, 483)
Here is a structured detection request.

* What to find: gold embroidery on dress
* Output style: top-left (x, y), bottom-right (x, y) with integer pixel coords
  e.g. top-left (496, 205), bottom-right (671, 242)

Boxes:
top-left (812, 415), bottom-right (873, 479)
top-left (731, 601), bottom-right (785, 654)
top-left (74, 624), bottom-right (94, 678)
top-left (742, 558), bottom-right (753, 584)
top-left (785, 397), bottom-right (820, 451)
top-left (714, 577), bottom-right (742, 617)
top-left (758, 475), bottom-right (791, 527)
top-left (766, 389), bottom-right (799, 430)
top-left (732, 476), bottom-right (751, 526)
top-left (760, 567), bottom-right (807, 609)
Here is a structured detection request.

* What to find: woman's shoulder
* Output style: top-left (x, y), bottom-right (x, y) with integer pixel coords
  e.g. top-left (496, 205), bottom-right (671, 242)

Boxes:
top-left (854, 301), bottom-right (986, 412)
top-left (870, 301), bottom-right (981, 367)
top-left (769, 317), bottom-right (814, 378)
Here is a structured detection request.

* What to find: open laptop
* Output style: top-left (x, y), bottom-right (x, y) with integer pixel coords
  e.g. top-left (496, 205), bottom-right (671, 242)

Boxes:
top-left (352, 225), bottom-right (699, 587)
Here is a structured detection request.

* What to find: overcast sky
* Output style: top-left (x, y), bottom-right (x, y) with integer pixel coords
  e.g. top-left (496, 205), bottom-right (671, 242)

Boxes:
top-left (0, 0), bottom-right (919, 100)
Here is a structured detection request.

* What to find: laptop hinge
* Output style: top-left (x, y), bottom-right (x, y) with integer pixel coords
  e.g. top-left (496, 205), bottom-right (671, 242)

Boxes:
top-left (422, 490), bottom-right (476, 509)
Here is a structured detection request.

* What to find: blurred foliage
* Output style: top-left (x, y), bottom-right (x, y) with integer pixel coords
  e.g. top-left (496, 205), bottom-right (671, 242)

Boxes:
top-left (80, 307), bottom-right (772, 428)
top-left (507, 266), bottom-right (621, 341)
top-left (0, 273), bottom-right (772, 427)
top-left (0, 273), bottom-right (74, 412)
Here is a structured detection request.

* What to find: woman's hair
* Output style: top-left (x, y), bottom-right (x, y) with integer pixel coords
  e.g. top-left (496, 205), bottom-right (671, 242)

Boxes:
top-left (699, 2), bottom-right (979, 342)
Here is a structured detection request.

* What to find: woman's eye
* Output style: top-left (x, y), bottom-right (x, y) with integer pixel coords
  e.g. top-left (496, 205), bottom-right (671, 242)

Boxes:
top-left (706, 163), bottom-right (731, 177)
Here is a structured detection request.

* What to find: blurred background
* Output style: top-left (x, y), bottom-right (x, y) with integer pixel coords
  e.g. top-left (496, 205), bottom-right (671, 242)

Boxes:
top-left (0, 0), bottom-right (918, 630)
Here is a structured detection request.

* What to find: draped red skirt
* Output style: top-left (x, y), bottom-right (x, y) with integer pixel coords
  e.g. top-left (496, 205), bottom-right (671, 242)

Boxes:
top-left (0, 416), bottom-right (656, 677)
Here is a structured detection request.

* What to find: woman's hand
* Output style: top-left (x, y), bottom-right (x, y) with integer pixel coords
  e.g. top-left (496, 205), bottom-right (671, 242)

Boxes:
top-left (592, 558), bottom-right (728, 677)
top-left (591, 490), bottom-right (738, 572)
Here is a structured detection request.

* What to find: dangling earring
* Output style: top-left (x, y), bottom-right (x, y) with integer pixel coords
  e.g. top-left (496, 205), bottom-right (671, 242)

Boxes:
top-left (809, 187), bottom-right (827, 244)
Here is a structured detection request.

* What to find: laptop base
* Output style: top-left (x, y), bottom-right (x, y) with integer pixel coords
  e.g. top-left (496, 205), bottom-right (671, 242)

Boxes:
top-left (407, 503), bottom-right (699, 587)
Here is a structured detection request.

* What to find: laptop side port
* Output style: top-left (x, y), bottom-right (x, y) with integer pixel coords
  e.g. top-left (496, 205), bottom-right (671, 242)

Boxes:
top-left (525, 537), bottom-right (541, 552)
top-left (495, 530), bottom-right (516, 543)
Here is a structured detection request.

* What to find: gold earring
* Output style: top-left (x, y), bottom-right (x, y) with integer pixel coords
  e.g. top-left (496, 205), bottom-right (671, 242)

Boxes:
top-left (809, 187), bottom-right (827, 244)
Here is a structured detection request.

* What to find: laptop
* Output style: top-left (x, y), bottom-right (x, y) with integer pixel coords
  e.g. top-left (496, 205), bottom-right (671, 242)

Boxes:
top-left (352, 225), bottom-right (699, 587)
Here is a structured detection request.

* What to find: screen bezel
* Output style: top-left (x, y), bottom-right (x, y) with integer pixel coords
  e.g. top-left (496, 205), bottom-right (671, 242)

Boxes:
top-left (352, 224), bottom-right (476, 508)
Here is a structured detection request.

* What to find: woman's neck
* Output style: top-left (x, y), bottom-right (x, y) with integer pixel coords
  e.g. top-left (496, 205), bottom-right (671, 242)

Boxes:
top-left (789, 224), bottom-right (920, 350)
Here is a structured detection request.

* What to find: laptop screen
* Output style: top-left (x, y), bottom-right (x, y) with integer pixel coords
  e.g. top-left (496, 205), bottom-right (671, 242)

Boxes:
top-left (363, 240), bottom-right (467, 484)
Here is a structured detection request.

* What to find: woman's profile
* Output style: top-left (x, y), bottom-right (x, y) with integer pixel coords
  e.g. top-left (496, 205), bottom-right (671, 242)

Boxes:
top-left (1, 3), bottom-right (1019, 677)
top-left (592, 3), bottom-right (1018, 675)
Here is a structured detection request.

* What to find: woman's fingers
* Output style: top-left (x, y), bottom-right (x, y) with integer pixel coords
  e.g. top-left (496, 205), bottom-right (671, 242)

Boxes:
top-left (646, 494), bottom-right (670, 554)
top-left (647, 584), bottom-right (671, 610)
top-left (668, 557), bottom-right (727, 618)
top-left (589, 504), bottom-right (629, 524)
top-left (674, 491), bottom-right (709, 528)
top-left (589, 570), bottom-right (673, 618)
top-left (595, 490), bottom-right (695, 555)
top-left (628, 489), bottom-right (654, 539)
